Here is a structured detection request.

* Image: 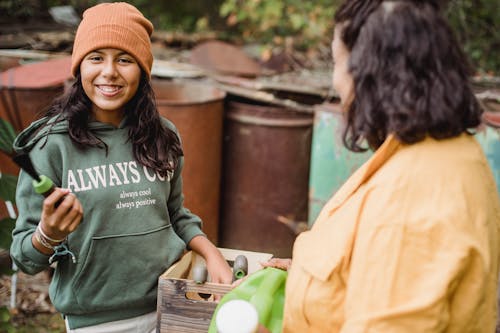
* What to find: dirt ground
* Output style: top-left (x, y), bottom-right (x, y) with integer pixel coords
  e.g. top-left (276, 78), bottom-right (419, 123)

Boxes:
top-left (0, 270), bottom-right (65, 332)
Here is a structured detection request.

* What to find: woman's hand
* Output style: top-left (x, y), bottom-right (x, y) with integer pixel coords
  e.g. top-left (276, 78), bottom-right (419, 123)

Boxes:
top-left (260, 258), bottom-right (292, 271)
top-left (40, 188), bottom-right (83, 240)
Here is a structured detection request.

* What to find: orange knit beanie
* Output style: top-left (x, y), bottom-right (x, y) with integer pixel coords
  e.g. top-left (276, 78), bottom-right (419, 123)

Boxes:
top-left (71, 2), bottom-right (154, 77)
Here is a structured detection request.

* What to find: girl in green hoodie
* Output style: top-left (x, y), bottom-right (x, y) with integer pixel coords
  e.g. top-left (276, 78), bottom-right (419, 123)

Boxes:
top-left (10, 3), bottom-right (233, 332)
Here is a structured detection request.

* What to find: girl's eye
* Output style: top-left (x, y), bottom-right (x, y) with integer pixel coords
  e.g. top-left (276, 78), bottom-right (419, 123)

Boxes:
top-left (118, 58), bottom-right (133, 64)
top-left (88, 55), bottom-right (102, 61)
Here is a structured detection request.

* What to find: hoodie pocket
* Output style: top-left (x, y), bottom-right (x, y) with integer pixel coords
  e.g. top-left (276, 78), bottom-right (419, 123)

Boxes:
top-left (72, 224), bottom-right (185, 312)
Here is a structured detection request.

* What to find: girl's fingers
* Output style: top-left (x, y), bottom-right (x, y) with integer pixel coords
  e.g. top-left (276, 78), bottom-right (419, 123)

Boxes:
top-left (42, 188), bottom-right (70, 214)
top-left (67, 213), bottom-right (83, 233)
top-left (41, 193), bottom-right (83, 238)
top-left (59, 195), bottom-right (84, 231)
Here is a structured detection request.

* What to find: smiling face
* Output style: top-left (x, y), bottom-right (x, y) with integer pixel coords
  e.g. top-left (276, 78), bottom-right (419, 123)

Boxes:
top-left (331, 26), bottom-right (355, 108)
top-left (80, 48), bottom-right (142, 126)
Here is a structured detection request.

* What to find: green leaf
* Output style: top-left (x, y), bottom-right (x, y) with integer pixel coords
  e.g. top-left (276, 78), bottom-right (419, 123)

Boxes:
top-left (0, 118), bottom-right (16, 155)
top-left (0, 174), bottom-right (17, 203)
top-left (0, 217), bottom-right (15, 250)
top-left (0, 306), bottom-right (14, 332)
top-left (220, 2), bottom-right (235, 16)
top-left (290, 13), bottom-right (305, 30)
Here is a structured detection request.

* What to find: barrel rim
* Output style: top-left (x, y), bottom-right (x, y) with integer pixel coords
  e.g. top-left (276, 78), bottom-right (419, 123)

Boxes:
top-left (152, 80), bottom-right (226, 106)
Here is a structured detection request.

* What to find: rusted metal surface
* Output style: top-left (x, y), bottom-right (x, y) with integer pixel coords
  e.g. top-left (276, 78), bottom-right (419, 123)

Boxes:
top-left (0, 56), bottom-right (71, 132)
top-left (152, 59), bottom-right (206, 79)
top-left (483, 111), bottom-right (500, 127)
top-left (212, 74), bottom-right (331, 100)
top-left (214, 83), bottom-right (315, 114)
top-left (219, 99), bottom-right (313, 257)
top-left (189, 40), bottom-right (262, 78)
top-left (0, 56), bottom-right (71, 89)
top-left (152, 79), bottom-right (226, 244)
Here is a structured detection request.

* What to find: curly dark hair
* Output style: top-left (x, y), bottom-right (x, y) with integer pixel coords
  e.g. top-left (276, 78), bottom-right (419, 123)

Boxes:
top-left (43, 72), bottom-right (182, 177)
top-left (334, 0), bottom-right (482, 151)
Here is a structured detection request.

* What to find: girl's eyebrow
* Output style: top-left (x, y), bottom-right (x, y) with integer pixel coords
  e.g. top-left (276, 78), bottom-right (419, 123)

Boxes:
top-left (89, 50), bottom-right (132, 57)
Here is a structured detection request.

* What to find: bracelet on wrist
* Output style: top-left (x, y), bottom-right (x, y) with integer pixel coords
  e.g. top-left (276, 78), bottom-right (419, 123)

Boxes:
top-left (34, 228), bottom-right (56, 250)
top-left (37, 224), bottom-right (66, 243)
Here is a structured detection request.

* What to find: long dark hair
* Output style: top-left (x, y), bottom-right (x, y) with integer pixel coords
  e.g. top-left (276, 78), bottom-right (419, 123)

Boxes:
top-left (44, 72), bottom-right (182, 177)
top-left (334, 0), bottom-right (482, 151)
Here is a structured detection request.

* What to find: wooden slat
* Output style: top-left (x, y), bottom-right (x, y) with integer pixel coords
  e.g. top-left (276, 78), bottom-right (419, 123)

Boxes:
top-left (158, 278), bottom-right (232, 332)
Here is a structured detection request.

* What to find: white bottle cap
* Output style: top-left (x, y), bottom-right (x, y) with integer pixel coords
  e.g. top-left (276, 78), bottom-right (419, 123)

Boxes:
top-left (216, 299), bottom-right (259, 333)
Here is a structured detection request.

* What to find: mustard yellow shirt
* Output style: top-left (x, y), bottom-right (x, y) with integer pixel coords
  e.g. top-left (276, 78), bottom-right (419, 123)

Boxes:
top-left (283, 134), bottom-right (500, 332)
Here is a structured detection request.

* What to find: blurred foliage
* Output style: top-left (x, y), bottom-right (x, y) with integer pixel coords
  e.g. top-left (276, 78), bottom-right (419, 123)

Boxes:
top-left (219, 0), bottom-right (336, 50)
top-left (43, 0), bottom-right (224, 32)
top-left (0, 306), bottom-right (14, 333)
top-left (0, 0), bottom-right (35, 17)
top-left (445, 0), bottom-right (499, 75)
top-left (0, 118), bottom-right (17, 274)
top-left (0, 0), bottom-right (497, 73)
top-left (217, 0), bottom-right (498, 73)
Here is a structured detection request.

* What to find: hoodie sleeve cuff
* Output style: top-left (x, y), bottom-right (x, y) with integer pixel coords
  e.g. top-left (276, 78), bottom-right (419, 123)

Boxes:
top-left (21, 232), bottom-right (51, 268)
top-left (180, 228), bottom-right (206, 248)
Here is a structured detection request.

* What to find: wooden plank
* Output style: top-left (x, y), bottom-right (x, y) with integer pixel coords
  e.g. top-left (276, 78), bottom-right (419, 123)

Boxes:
top-left (158, 278), bottom-right (232, 332)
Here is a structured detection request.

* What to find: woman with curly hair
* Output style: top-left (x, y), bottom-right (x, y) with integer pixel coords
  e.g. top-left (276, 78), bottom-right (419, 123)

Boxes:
top-left (264, 1), bottom-right (500, 331)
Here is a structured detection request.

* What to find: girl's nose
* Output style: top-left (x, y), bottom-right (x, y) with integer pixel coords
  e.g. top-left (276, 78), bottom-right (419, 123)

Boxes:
top-left (101, 59), bottom-right (118, 78)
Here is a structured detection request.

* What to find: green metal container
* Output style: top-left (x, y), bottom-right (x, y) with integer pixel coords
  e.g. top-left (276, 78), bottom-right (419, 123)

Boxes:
top-left (309, 104), bottom-right (500, 226)
top-left (308, 104), bottom-right (372, 226)
top-left (475, 120), bottom-right (500, 194)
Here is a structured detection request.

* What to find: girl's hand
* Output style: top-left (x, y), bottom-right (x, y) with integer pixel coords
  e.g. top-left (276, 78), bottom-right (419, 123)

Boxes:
top-left (40, 188), bottom-right (83, 240)
top-left (188, 235), bottom-right (233, 285)
top-left (205, 251), bottom-right (233, 285)
top-left (260, 258), bottom-right (292, 271)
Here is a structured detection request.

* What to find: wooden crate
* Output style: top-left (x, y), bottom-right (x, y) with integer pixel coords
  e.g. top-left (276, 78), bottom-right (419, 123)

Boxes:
top-left (157, 248), bottom-right (273, 333)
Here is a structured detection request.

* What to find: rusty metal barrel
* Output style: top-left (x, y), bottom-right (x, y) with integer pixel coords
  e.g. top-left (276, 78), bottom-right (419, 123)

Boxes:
top-left (219, 99), bottom-right (313, 257)
top-left (0, 57), bottom-right (71, 176)
top-left (0, 57), bottom-right (71, 133)
top-left (152, 79), bottom-right (226, 244)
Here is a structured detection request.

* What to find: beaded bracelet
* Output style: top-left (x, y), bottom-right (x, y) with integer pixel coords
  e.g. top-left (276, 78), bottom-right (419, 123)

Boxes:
top-left (37, 224), bottom-right (66, 243)
top-left (34, 228), bottom-right (57, 250)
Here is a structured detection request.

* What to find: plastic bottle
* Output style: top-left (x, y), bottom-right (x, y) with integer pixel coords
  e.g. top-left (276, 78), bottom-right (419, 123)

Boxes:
top-left (208, 267), bottom-right (287, 333)
top-left (216, 299), bottom-right (259, 333)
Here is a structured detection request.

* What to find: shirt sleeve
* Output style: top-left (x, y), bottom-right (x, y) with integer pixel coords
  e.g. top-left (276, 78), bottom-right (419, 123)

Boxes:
top-left (167, 155), bottom-right (205, 245)
top-left (341, 222), bottom-right (474, 332)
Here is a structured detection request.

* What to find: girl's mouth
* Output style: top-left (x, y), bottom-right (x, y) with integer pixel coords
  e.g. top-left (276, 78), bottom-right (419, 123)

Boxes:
top-left (96, 85), bottom-right (122, 97)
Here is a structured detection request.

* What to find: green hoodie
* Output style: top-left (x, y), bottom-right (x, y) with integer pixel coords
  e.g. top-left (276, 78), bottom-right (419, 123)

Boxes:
top-left (10, 115), bottom-right (205, 329)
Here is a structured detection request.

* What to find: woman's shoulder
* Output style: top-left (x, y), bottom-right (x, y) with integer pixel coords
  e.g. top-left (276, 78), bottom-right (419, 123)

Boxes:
top-left (368, 134), bottom-right (497, 223)
top-left (383, 134), bottom-right (484, 176)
